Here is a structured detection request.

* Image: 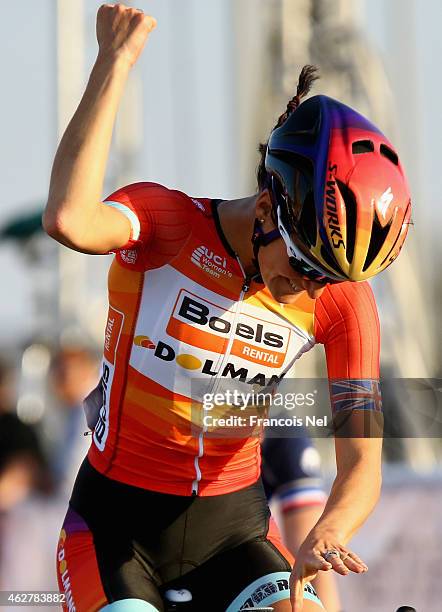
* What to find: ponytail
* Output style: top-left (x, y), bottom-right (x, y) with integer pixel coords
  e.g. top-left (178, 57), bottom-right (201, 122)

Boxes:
top-left (256, 65), bottom-right (319, 190)
top-left (275, 64), bottom-right (319, 127)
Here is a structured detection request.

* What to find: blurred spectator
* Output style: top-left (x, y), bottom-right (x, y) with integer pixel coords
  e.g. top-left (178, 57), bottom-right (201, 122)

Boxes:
top-left (47, 345), bottom-right (99, 495)
top-left (0, 433), bottom-right (63, 596)
top-left (0, 356), bottom-right (51, 511)
top-left (0, 356), bottom-right (58, 594)
top-left (0, 413), bottom-right (50, 512)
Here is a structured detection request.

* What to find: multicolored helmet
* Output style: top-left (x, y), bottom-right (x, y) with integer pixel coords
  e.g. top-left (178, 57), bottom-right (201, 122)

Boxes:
top-left (265, 95), bottom-right (412, 281)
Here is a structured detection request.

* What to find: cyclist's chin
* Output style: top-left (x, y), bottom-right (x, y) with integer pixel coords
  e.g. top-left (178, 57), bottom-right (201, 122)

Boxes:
top-left (275, 292), bottom-right (303, 304)
top-left (266, 277), bottom-right (303, 303)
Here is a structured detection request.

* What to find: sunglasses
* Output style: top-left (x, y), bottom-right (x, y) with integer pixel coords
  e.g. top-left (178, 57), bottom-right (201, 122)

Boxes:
top-left (288, 255), bottom-right (341, 285)
top-left (274, 206), bottom-right (341, 285)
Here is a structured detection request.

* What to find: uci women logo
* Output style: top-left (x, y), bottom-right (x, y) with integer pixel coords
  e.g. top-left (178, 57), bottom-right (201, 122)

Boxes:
top-left (191, 245), bottom-right (233, 279)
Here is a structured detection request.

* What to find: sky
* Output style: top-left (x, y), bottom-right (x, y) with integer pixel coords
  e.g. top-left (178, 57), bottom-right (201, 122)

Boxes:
top-left (0, 0), bottom-right (440, 345)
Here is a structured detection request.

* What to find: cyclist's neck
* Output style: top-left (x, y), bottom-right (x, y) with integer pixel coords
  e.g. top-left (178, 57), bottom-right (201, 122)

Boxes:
top-left (216, 195), bottom-right (259, 276)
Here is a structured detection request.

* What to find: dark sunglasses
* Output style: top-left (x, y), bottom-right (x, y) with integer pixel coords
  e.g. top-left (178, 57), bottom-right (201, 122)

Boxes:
top-left (288, 256), bottom-right (341, 285)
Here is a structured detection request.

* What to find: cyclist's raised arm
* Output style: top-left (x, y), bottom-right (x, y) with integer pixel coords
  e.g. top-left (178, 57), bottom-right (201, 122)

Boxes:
top-left (42, 4), bottom-right (156, 254)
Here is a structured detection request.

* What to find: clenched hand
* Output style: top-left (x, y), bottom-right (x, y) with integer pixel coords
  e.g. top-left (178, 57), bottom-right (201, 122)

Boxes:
top-left (96, 3), bottom-right (157, 67)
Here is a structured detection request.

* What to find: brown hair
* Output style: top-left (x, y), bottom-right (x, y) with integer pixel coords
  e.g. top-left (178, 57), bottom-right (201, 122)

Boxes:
top-left (256, 65), bottom-right (319, 191)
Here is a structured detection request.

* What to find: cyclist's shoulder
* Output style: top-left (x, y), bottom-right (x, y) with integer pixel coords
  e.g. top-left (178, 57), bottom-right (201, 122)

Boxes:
top-left (105, 181), bottom-right (212, 218)
top-left (314, 281), bottom-right (379, 341)
top-left (318, 280), bottom-right (377, 312)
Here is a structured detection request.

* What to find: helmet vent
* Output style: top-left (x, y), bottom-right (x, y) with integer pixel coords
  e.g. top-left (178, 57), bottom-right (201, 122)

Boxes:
top-left (352, 140), bottom-right (374, 154)
top-left (336, 181), bottom-right (357, 263)
top-left (380, 144), bottom-right (399, 165)
top-left (320, 244), bottom-right (341, 272)
top-left (363, 218), bottom-right (392, 271)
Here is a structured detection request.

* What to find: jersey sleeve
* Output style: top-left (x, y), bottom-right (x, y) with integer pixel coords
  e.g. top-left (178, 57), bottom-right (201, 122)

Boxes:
top-left (314, 282), bottom-right (382, 414)
top-left (103, 182), bottom-right (197, 268)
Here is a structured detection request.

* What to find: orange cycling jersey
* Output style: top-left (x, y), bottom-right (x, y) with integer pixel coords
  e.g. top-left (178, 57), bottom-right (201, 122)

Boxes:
top-left (87, 182), bottom-right (380, 496)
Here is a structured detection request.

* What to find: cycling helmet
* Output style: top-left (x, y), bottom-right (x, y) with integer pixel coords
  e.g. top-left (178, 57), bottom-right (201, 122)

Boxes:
top-left (264, 95), bottom-right (412, 281)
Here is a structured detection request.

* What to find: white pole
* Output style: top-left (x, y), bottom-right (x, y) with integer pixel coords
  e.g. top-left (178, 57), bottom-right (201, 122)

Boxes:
top-left (55, 0), bottom-right (87, 338)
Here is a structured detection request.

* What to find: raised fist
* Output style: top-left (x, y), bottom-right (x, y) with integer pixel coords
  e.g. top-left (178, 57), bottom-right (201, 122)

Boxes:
top-left (96, 3), bottom-right (156, 67)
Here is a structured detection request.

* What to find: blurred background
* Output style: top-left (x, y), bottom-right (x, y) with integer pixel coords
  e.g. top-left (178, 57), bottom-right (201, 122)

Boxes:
top-left (0, 0), bottom-right (440, 610)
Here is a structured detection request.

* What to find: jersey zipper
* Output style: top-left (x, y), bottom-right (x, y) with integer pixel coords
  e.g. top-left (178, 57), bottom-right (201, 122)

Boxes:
top-left (191, 258), bottom-right (251, 495)
top-left (209, 258), bottom-right (250, 397)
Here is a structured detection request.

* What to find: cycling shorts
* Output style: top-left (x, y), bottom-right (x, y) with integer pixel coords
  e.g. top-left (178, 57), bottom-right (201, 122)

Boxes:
top-left (261, 431), bottom-right (327, 513)
top-left (56, 458), bottom-right (323, 611)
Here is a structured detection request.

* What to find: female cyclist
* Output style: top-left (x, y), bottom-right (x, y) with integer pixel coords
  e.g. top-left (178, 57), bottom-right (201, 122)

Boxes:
top-left (43, 5), bottom-right (411, 611)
